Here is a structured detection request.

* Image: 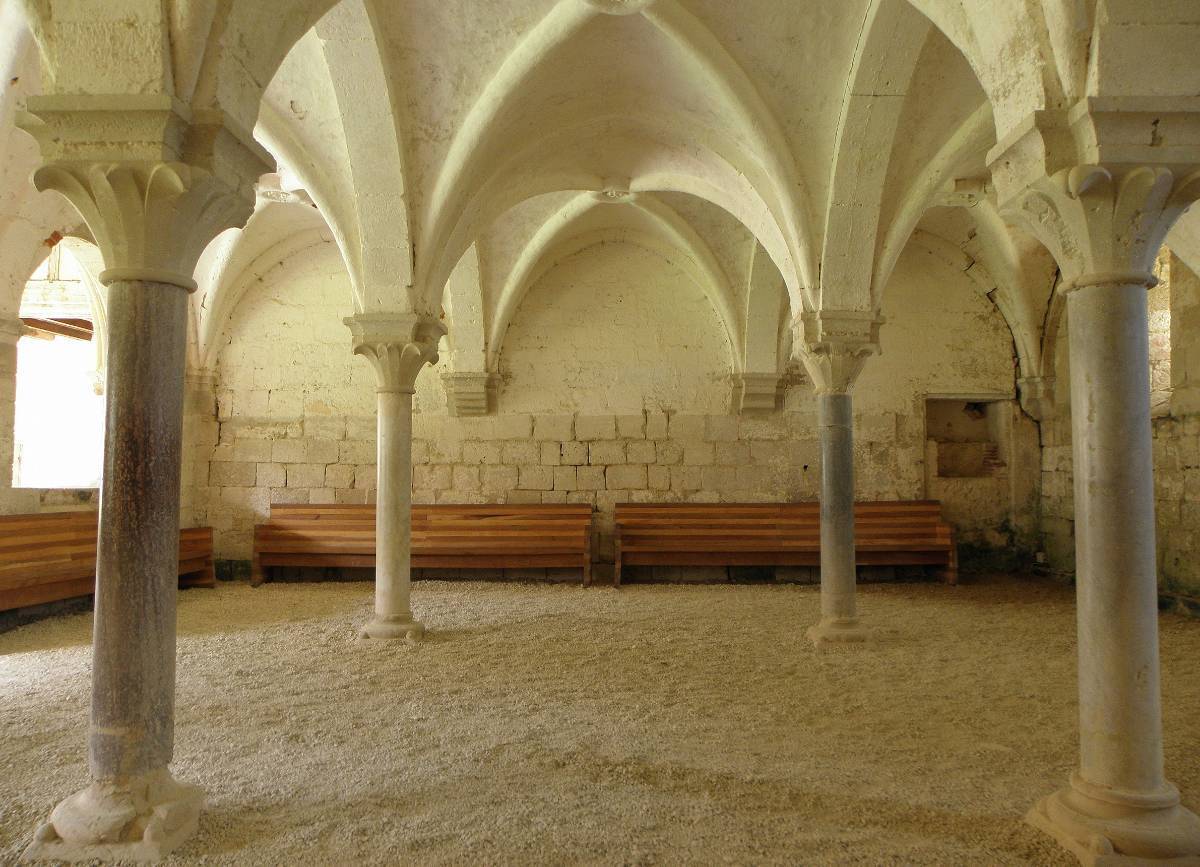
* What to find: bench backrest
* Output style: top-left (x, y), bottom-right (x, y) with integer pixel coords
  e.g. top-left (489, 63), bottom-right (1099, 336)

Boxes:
top-left (614, 501), bottom-right (951, 541)
top-left (0, 511), bottom-right (99, 580)
top-left (267, 503), bottom-right (592, 520)
top-left (259, 504), bottom-right (593, 537)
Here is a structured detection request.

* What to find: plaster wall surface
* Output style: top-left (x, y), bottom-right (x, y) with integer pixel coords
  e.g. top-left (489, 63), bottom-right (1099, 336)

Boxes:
top-left (193, 237), bottom-right (1018, 565)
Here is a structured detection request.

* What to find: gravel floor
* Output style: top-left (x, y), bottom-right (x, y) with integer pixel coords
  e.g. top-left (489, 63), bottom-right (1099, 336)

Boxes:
top-left (1, 575), bottom-right (1197, 866)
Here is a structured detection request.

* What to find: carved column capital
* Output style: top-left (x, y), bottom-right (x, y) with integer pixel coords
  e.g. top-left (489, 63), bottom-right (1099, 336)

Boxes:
top-left (1007, 164), bottom-right (1200, 291)
top-left (25, 162), bottom-right (251, 291)
top-left (345, 313), bottom-right (447, 394)
top-left (792, 310), bottom-right (881, 395)
top-left (17, 96), bottom-right (268, 291)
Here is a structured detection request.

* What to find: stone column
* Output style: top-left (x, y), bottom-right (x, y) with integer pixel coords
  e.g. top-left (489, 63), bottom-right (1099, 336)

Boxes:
top-left (17, 99), bottom-right (264, 861)
top-left (0, 318), bottom-right (22, 492)
top-left (815, 391), bottom-right (859, 636)
top-left (795, 311), bottom-right (879, 647)
top-left (346, 313), bottom-right (445, 641)
top-left (1014, 165), bottom-right (1200, 863)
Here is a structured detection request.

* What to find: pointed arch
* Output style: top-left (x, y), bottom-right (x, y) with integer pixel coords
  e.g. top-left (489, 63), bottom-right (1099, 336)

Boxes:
top-left (487, 192), bottom-right (742, 372)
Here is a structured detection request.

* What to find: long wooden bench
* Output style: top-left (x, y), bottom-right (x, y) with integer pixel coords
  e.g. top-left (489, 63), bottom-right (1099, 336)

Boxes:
top-left (614, 501), bottom-right (957, 586)
top-left (0, 511), bottom-right (217, 612)
top-left (252, 503), bottom-right (594, 585)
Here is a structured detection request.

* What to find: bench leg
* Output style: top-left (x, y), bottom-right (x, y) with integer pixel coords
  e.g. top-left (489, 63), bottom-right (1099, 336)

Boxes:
top-left (250, 554), bottom-right (265, 587)
top-left (940, 542), bottom-right (959, 585)
top-left (613, 548), bottom-right (622, 587)
top-left (945, 546), bottom-right (959, 585)
top-left (187, 563), bottom-right (216, 589)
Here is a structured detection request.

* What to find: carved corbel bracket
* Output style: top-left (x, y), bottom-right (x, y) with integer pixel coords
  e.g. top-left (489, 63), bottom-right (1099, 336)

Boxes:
top-left (442, 370), bottom-right (498, 416)
top-left (732, 372), bottom-right (781, 415)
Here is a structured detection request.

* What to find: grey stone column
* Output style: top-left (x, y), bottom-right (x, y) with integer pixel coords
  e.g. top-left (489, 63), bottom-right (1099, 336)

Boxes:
top-left (1028, 278), bottom-right (1200, 859)
top-left (14, 107), bottom-right (265, 858)
top-left (90, 281), bottom-right (188, 778)
top-left (795, 311), bottom-right (879, 648)
top-left (808, 391), bottom-right (864, 642)
top-left (26, 280), bottom-right (204, 860)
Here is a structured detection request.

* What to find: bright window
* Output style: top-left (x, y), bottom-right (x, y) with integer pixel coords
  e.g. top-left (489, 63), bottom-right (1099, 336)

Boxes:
top-left (11, 246), bottom-right (105, 489)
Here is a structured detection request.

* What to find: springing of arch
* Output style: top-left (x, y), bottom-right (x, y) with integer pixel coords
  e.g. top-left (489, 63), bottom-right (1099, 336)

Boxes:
top-left (820, 0), bottom-right (931, 312)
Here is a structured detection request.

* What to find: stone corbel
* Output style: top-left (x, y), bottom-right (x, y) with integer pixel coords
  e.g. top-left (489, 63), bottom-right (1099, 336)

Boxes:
top-left (442, 370), bottom-right (497, 416)
top-left (1016, 375), bottom-right (1055, 422)
top-left (345, 312), bottom-right (447, 393)
top-left (793, 310), bottom-right (881, 395)
top-left (731, 372), bottom-right (781, 414)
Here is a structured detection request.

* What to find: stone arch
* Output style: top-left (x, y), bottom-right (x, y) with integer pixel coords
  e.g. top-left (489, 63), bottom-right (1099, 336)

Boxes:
top-left (820, 0), bottom-right (932, 311)
top-left (487, 192), bottom-right (742, 373)
top-left (191, 198), bottom-right (336, 372)
top-left (419, 0), bottom-right (808, 318)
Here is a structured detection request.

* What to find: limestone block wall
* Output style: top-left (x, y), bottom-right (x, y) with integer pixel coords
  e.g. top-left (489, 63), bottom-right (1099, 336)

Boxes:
top-left (190, 239), bottom-right (1021, 567)
top-left (1040, 254), bottom-right (1200, 606)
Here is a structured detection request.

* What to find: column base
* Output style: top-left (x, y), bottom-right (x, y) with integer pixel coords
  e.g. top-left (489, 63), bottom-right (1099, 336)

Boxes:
top-left (806, 617), bottom-right (872, 648)
top-left (360, 615), bottom-right (425, 642)
top-left (1027, 774), bottom-right (1200, 865)
top-left (23, 768), bottom-right (202, 863)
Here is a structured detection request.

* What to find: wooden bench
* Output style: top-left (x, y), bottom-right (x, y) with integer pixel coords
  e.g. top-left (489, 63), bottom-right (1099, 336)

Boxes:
top-left (252, 503), bottom-right (594, 585)
top-left (0, 511), bottom-right (217, 612)
top-left (614, 501), bottom-right (957, 586)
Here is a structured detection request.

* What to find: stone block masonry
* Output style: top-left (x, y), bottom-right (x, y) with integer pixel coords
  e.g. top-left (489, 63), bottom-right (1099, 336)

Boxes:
top-left (193, 408), bottom-right (934, 562)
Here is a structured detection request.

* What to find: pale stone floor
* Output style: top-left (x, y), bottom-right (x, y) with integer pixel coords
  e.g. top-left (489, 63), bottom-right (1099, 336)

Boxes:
top-left (1, 576), bottom-right (1198, 866)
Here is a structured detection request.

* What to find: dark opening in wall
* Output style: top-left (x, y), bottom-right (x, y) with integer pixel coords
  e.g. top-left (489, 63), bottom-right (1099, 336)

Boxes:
top-left (925, 399), bottom-right (1006, 479)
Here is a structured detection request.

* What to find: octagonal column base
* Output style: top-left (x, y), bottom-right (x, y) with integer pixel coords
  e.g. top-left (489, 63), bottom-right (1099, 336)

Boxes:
top-left (1028, 775), bottom-right (1200, 865)
top-left (360, 615), bottom-right (425, 642)
top-left (23, 768), bottom-right (202, 863)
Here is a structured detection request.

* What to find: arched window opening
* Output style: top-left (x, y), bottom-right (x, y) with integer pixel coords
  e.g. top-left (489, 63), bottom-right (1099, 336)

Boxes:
top-left (12, 244), bottom-right (106, 488)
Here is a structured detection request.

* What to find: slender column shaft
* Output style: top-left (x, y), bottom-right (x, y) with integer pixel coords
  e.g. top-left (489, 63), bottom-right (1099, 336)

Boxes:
top-left (374, 388), bottom-right (415, 626)
top-left (1067, 282), bottom-right (1165, 794)
top-left (90, 280), bottom-right (188, 779)
top-left (818, 392), bottom-right (857, 624)
top-left (0, 320), bottom-right (19, 488)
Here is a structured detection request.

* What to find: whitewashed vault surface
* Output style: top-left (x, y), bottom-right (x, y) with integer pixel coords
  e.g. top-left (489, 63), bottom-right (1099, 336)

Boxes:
top-left (2, 0), bottom-right (1199, 414)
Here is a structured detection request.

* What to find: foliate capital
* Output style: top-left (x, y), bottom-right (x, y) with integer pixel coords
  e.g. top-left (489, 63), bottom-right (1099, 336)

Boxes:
top-left (16, 96), bottom-right (269, 290)
top-left (1006, 164), bottom-right (1200, 291)
top-left (792, 310), bottom-right (881, 395)
top-left (345, 313), bottom-right (447, 394)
